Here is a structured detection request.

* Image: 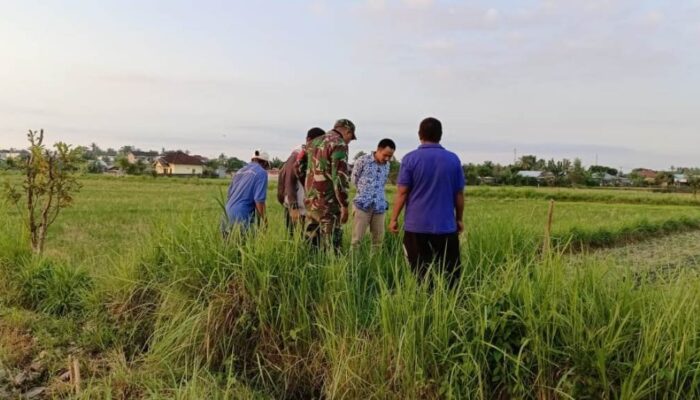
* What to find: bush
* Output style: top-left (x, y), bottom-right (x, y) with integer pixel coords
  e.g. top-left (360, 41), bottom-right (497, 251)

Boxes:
top-left (16, 258), bottom-right (93, 316)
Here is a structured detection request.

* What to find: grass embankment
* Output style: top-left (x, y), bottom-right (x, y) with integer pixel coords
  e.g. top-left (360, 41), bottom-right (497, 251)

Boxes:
top-left (469, 186), bottom-right (700, 207)
top-left (471, 198), bottom-right (700, 250)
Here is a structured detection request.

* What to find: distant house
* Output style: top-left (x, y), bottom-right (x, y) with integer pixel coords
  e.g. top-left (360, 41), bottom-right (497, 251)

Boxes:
top-left (634, 168), bottom-right (657, 184)
top-left (127, 150), bottom-right (160, 164)
top-left (516, 170), bottom-right (554, 186)
top-left (590, 172), bottom-right (632, 187)
top-left (674, 174), bottom-right (689, 185)
top-left (154, 151), bottom-right (205, 176)
top-left (517, 171), bottom-right (545, 179)
top-left (592, 172), bottom-right (618, 186)
top-left (0, 149), bottom-right (29, 160)
top-left (478, 176), bottom-right (497, 185)
top-left (104, 165), bottom-right (124, 176)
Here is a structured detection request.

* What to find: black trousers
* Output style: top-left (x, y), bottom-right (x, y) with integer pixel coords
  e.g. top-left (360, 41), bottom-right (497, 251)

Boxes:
top-left (283, 207), bottom-right (305, 236)
top-left (403, 231), bottom-right (461, 286)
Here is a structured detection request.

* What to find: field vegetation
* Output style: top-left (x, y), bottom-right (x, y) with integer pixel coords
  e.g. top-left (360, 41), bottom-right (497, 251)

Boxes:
top-left (2, 174), bottom-right (700, 398)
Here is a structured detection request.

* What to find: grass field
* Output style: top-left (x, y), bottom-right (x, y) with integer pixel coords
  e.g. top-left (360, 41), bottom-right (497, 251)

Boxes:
top-left (3, 174), bottom-right (700, 398)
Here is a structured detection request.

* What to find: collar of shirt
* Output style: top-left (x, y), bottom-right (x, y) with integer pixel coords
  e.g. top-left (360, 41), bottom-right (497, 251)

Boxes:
top-left (329, 129), bottom-right (343, 138)
top-left (247, 162), bottom-right (264, 173)
top-left (418, 143), bottom-right (444, 150)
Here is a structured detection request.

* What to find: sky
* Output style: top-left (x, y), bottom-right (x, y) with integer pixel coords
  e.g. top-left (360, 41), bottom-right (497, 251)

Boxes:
top-left (1, 0), bottom-right (699, 171)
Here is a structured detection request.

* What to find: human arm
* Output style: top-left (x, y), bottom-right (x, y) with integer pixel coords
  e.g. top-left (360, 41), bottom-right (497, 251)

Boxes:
top-left (331, 142), bottom-right (350, 222)
top-left (389, 185), bottom-right (410, 233)
top-left (455, 191), bottom-right (464, 234)
top-left (294, 149), bottom-right (307, 184)
top-left (255, 202), bottom-right (267, 225)
top-left (452, 156), bottom-right (466, 234)
top-left (283, 156), bottom-right (299, 209)
top-left (254, 174), bottom-right (268, 225)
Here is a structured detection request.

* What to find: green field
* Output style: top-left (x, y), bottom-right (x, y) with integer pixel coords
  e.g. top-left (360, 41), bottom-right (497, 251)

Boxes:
top-left (3, 175), bottom-right (700, 398)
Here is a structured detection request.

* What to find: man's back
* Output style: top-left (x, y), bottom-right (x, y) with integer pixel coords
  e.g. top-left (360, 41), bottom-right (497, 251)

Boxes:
top-left (304, 131), bottom-right (350, 216)
top-left (277, 150), bottom-right (300, 205)
top-left (225, 162), bottom-right (267, 224)
top-left (398, 144), bottom-right (464, 234)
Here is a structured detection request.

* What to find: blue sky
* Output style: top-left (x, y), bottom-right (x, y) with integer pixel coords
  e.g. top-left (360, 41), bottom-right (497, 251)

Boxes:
top-left (1, 0), bottom-right (699, 170)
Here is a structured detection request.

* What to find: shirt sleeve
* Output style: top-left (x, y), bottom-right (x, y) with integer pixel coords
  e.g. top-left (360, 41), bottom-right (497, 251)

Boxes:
top-left (331, 141), bottom-right (350, 208)
top-left (254, 171), bottom-right (268, 203)
top-left (284, 155), bottom-right (299, 206)
top-left (396, 157), bottom-right (413, 188)
top-left (294, 149), bottom-right (307, 183)
top-left (351, 156), bottom-right (364, 186)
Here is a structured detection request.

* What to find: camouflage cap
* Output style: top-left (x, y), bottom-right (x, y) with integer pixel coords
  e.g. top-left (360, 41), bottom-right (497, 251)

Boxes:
top-left (334, 118), bottom-right (356, 139)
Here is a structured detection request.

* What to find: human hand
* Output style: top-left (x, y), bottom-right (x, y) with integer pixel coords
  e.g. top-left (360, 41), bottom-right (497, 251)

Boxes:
top-left (389, 219), bottom-right (399, 234)
top-left (456, 220), bottom-right (464, 234)
top-left (340, 207), bottom-right (349, 224)
top-left (290, 208), bottom-right (301, 223)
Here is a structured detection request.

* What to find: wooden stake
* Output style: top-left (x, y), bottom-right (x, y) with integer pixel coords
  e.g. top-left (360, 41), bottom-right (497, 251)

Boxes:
top-left (543, 200), bottom-right (555, 254)
top-left (69, 356), bottom-right (81, 395)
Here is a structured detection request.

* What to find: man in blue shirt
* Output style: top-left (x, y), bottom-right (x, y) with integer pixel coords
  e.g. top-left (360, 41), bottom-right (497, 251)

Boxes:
top-left (389, 118), bottom-right (465, 285)
top-left (351, 138), bottom-right (396, 250)
top-left (222, 149), bottom-right (269, 236)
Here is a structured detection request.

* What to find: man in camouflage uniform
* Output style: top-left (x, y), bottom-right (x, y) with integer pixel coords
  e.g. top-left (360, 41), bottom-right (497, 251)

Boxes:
top-left (300, 119), bottom-right (356, 252)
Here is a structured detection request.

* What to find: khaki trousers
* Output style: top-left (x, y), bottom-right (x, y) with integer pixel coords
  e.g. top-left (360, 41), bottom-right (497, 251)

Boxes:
top-left (351, 207), bottom-right (385, 248)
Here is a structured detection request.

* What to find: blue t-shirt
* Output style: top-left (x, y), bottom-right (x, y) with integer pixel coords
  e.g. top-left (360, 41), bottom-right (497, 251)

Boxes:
top-left (225, 163), bottom-right (268, 227)
top-left (397, 143), bottom-right (465, 234)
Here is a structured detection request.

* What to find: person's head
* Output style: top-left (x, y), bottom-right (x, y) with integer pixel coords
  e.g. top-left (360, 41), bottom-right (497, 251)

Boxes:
top-left (418, 117), bottom-right (442, 143)
top-left (306, 127), bottom-right (325, 142)
top-left (374, 138), bottom-right (396, 164)
top-left (251, 149), bottom-right (270, 169)
top-left (334, 118), bottom-right (356, 144)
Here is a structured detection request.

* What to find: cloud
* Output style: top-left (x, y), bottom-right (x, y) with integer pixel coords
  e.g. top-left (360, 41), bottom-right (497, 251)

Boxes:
top-left (365, 0), bottom-right (385, 11)
top-left (641, 10), bottom-right (664, 28)
top-left (308, 0), bottom-right (329, 17)
top-left (401, 0), bottom-right (434, 9)
top-left (484, 8), bottom-right (500, 25)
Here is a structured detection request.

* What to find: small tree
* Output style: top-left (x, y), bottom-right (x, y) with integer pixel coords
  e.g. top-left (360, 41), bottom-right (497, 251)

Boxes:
top-left (269, 157), bottom-right (284, 169)
top-left (4, 130), bottom-right (82, 254)
top-left (689, 175), bottom-right (700, 198)
top-left (568, 158), bottom-right (587, 186)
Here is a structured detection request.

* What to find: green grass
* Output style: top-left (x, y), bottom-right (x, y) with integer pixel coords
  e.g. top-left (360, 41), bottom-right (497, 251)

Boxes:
top-left (2, 174), bottom-right (700, 398)
top-left (469, 185), bottom-right (700, 206)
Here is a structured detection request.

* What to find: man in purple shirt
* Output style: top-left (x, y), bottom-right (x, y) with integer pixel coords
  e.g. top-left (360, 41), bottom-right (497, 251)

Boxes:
top-left (389, 117), bottom-right (465, 285)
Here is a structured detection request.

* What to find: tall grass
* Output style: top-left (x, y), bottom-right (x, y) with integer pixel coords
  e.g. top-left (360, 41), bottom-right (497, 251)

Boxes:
top-left (70, 212), bottom-right (700, 399)
top-left (4, 177), bottom-right (700, 397)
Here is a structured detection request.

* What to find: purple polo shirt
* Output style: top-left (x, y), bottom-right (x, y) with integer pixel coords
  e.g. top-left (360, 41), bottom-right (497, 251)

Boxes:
top-left (397, 143), bottom-right (465, 234)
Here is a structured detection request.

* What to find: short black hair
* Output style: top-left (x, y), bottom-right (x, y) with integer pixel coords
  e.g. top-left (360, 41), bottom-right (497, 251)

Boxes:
top-left (419, 117), bottom-right (442, 143)
top-left (306, 127), bottom-right (325, 141)
top-left (377, 138), bottom-right (396, 150)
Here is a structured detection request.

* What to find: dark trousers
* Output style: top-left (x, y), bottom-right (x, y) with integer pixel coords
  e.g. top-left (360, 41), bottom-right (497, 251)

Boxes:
top-left (305, 212), bottom-right (343, 253)
top-left (283, 208), bottom-right (305, 236)
top-left (403, 231), bottom-right (461, 286)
